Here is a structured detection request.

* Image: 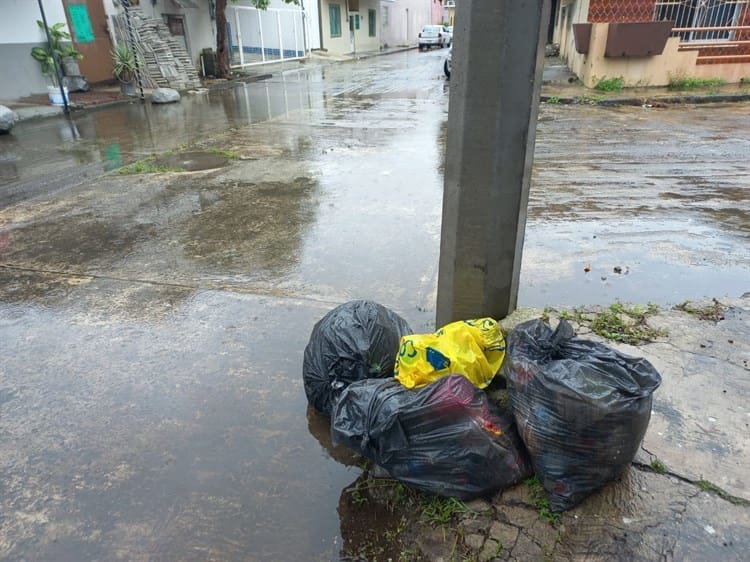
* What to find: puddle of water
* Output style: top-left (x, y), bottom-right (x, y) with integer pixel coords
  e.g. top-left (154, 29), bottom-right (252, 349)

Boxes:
top-left (0, 289), bottom-right (372, 561)
top-left (155, 151), bottom-right (228, 172)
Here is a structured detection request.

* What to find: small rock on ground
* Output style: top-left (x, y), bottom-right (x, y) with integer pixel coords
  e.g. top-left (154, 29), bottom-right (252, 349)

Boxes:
top-left (0, 105), bottom-right (18, 133)
top-left (151, 88), bottom-right (181, 104)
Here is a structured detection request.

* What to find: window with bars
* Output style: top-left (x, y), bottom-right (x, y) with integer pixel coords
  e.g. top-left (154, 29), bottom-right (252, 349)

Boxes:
top-left (654, 0), bottom-right (748, 41)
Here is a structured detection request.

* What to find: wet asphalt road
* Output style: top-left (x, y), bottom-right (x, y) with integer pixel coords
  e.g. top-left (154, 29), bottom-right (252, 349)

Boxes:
top-left (0, 48), bottom-right (749, 560)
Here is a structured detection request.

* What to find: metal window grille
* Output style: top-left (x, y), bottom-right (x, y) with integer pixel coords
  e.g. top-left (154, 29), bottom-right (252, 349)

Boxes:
top-left (654, 0), bottom-right (749, 41)
top-left (330, 4), bottom-right (342, 37)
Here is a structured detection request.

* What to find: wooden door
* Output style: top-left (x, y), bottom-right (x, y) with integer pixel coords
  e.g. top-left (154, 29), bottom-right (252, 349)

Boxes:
top-left (62, 0), bottom-right (115, 83)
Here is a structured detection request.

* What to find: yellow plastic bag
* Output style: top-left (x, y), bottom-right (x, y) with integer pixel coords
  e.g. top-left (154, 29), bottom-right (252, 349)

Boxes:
top-left (394, 318), bottom-right (506, 389)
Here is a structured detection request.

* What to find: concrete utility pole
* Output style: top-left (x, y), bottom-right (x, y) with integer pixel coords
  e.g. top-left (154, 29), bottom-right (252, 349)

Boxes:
top-left (436, 0), bottom-right (549, 325)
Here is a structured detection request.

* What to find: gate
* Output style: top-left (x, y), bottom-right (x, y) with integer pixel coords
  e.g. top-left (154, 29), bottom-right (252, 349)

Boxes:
top-left (62, 0), bottom-right (115, 83)
top-left (228, 5), bottom-right (308, 68)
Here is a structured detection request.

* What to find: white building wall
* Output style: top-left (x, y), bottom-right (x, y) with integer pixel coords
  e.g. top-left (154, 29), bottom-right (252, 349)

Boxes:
top-left (0, 0), bottom-right (69, 99)
top-left (380, 0), bottom-right (430, 48)
top-left (1, 0), bottom-right (70, 44)
top-left (302, 0), bottom-right (321, 49)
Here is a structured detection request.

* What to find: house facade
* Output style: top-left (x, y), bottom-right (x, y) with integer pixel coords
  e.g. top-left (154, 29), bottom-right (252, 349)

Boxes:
top-left (555, 0), bottom-right (750, 87)
top-left (0, 0), bottom-right (117, 100)
top-left (379, 0), bottom-right (431, 48)
top-left (319, 0), bottom-right (380, 54)
top-left (443, 0), bottom-right (455, 26)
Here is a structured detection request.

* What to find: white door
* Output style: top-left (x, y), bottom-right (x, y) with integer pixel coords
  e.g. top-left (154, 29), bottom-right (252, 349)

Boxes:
top-left (349, 12), bottom-right (359, 52)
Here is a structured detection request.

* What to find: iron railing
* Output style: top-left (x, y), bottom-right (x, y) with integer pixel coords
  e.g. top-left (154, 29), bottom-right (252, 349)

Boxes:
top-left (654, 0), bottom-right (750, 41)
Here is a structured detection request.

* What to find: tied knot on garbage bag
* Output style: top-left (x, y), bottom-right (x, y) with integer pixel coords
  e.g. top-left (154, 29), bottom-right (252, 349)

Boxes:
top-left (502, 319), bottom-right (662, 512)
top-left (394, 317), bottom-right (506, 389)
top-left (303, 300), bottom-right (413, 417)
top-left (332, 375), bottom-right (532, 500)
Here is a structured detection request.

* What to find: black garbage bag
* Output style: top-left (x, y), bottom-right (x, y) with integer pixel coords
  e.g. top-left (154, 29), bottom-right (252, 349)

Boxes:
top-left (502, 319), bottom-right (662, 512)
top-left (331, 374), bottom-right (532, 499)
top-left (303, 300), bottom-right (412, 417)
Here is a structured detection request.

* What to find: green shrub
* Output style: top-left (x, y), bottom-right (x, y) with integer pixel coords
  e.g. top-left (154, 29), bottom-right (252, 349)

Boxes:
top-left (594, 76), bottom-right (625, 92)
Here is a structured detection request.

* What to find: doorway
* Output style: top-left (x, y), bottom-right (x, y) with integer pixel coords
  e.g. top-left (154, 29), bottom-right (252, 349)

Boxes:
top-left (62, 0), bottom-right (115, 83)
top-left (164, 14), bottom-right (190, 56)
top-left (349, 12), bottom-right (360, 53)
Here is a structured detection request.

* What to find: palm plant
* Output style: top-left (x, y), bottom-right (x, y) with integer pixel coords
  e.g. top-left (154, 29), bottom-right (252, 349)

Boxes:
top-left (111, 44), bottom-right (137, 83)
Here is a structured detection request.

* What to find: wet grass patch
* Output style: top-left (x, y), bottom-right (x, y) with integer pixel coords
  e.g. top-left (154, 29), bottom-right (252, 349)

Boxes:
top-left (588, 302), bottom-right (665, 345)
top-left (594, 76), bottom-right (625, 92)
top-left (118, 157), bottom-right (185, 175)
top-left (345, 476), bottom-right (472, 526)
top-left (340, 473), bottom-right (486, 561)
top-left (674, 299), bottom-right (726, 322)
top-left (696, 480), bottom-right (750, 507)
top-left (668, 76), bottom-right (726, 91)
top-left (341, 474), bottom-right (495, 560)
top-left (205, 147), bottom-right (240, 159)
top-left (547, 302), bottom-right (666, 345)
top-left (419, 496), bottom-right (470, 526)
top-left (650, 458), bottom-right (667, 474)
top-left (525, 476), bottom-right (560, 525)
top-left (574, 93), bottom-right (605, 105)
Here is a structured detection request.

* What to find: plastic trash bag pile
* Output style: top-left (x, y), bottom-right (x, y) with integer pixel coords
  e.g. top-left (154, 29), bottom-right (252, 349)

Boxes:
top-left (303, 300), bottom-right (662, 510)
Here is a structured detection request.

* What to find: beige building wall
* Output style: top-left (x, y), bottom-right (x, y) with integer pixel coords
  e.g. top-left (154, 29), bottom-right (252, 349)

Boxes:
top-left (576, 24), bottom-right (698, 87)
top-left (693, 62), bottom-right (750, 84)
top-left (557, 3), bottom-right (749, 88)
top-left (320, 0), bottom-right (381, 54)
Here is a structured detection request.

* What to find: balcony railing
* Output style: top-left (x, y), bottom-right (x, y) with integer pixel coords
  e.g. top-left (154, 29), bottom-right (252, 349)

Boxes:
top-left (654, 0), bottom-right (750, 61)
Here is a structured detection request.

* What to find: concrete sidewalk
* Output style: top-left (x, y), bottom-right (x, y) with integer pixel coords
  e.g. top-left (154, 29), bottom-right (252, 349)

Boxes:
top-left (0, 84), bottom-right (153, 122)
top-left (407, 298), bottom-right (750, 561)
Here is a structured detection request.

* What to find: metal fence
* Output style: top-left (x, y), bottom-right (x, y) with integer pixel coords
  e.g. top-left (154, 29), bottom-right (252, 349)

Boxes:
top-left (228, 5), bottom-right (308, 68)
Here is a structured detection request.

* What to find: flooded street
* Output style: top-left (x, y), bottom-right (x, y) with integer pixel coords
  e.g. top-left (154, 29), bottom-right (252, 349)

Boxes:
top-left (1, 49), bottom-right (749, 560)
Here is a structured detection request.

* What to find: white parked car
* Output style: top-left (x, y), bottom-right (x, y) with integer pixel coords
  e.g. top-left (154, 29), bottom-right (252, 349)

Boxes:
top-left (443, 26), bottom-right (453, 47)
top-left (418, 25), bottom-right (448, 50)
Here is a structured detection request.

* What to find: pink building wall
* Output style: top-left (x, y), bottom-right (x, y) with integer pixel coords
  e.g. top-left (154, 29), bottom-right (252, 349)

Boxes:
top-left (431, 0), bottom-right (444, 24)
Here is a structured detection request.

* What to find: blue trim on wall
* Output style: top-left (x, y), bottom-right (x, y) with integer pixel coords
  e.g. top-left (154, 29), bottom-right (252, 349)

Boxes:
top-left (231, 46), bottom-right (304, 58)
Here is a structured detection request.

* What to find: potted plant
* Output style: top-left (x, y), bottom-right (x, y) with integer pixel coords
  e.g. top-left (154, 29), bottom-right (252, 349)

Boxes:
top-left (30, 21), bottom-right (84, 104)
top-left (111, 44), bottom-right (138, 97)
top-left (60, 43), bottom-right (84, 77)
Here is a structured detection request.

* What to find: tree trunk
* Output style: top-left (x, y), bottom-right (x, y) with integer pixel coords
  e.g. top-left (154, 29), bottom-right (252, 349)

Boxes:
top-left (216, 0), bottom-right (230, 79)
